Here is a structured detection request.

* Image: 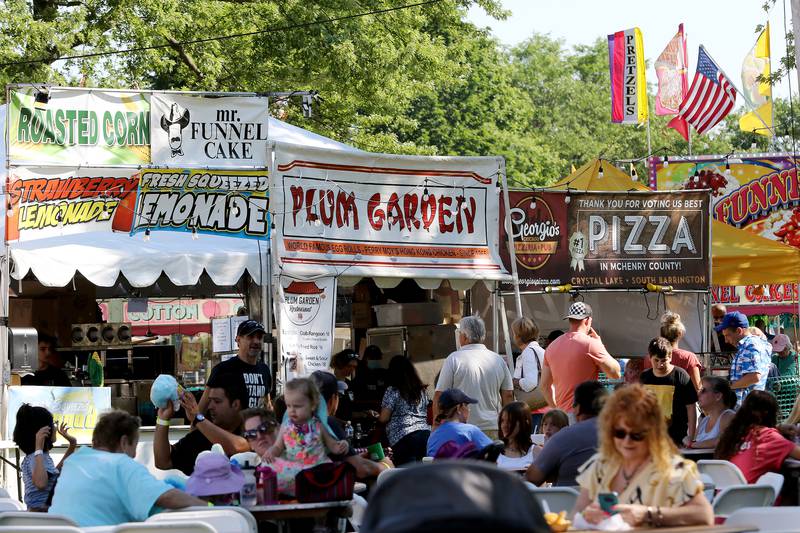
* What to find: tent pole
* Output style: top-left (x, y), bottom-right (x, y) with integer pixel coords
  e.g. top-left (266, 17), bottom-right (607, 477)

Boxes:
top-left (499, 159), bottom-right (523, 317)
top-left (492, 282), bottom-right (500, 354)
top-left (499, 293), bottom-right (514, 371)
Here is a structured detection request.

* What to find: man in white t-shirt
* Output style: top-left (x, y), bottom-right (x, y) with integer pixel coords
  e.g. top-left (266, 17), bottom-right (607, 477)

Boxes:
top-left (434, 315), bottom-right (513, 439)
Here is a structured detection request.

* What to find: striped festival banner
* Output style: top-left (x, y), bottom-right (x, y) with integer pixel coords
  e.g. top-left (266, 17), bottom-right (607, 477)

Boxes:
top-left (608, 27), bottom-right (649, 124)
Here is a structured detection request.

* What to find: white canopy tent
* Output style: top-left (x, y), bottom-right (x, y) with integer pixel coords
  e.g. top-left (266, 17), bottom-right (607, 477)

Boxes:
top-left (0, 105), bottom-right (361, 288)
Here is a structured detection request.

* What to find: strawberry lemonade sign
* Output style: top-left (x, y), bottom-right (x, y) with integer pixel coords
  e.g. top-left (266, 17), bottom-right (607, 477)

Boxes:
top-left (5, 167), bottom-right (140, 241)
top-left (271, 142), bottom-right (507, 281)
top-left (278, 277), bottom-right (336, 378)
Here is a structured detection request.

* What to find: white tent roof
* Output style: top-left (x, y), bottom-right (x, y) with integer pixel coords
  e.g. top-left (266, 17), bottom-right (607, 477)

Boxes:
top-left (1, 106), bottom-right (361, 287)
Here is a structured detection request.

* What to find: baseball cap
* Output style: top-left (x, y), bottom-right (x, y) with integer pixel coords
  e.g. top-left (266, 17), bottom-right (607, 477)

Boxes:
top-left (311, 370), bottom-right (348, 401)
top-left (772, 333), bottom-right (792, 353)
top-left (438, 388), bottom-right (478, 410)
top-left (564, 302), bottom-right (592, 320)
top-left (237, 320), bottom-right (265, 337)
top-left (714, 311), bottom-right (749, 332)
top-left (186, 453), bottom-right (244, 497)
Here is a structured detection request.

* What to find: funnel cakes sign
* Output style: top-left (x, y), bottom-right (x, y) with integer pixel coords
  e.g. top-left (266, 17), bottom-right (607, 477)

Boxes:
top-left (278, 276), bottom-right (336, 378)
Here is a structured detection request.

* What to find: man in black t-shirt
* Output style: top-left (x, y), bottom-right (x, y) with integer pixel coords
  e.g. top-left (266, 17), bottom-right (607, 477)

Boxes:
top-left (21, 334), bottom-right (71, 387)
top-left (199, 320), bottom-right (272, 413)
top-left (154, 371), bottom-right (250, 475)
top-left (640, 337), bottom-right (698, 447)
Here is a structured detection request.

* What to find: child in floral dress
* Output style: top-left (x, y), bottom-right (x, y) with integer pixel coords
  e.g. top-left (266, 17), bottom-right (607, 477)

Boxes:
top-left (262, 378), bottom-right (348, 496)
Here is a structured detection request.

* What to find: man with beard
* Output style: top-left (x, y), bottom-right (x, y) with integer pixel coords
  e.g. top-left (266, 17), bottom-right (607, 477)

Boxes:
top-left (154, 372), bottom-right (250, 475)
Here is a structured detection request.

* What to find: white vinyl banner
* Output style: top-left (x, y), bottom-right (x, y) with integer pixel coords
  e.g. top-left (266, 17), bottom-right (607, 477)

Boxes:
top-left (271, 142), bottom-right (508, 281)
top-left (150, 94), bottom-right (269, 167)
top-left (278, 276), bottom-right (336, 379)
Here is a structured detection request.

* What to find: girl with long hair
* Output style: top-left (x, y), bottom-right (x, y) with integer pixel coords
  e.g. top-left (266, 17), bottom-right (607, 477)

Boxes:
top-left (497, 402), bottom-right (534, 471)
top-left (642, 312), bottom-right (702, 390)
top-left (716, 390), bottom-right (800, 483)
top-left (573, 384), bottom-right (712, 528)
top-left (378, 356), bottom-right (431, 465)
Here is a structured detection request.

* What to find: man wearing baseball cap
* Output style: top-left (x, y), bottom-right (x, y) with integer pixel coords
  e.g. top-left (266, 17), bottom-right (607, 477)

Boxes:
top-left (539, 302), bottom-right (620, 419)
top-left (426, 389), bottom-right (492, 457)
top-left (716, 311), bottom-right (772, 406)
top-left (199, 320), bottom-right (272, 415)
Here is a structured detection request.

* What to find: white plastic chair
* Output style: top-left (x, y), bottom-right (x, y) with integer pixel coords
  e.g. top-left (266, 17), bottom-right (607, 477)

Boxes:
top-left (526, 485), bottom-right (579, 514)
top-left (0, 512), bottom-right (78, 527)
top-left (696, 460), bottom-right (748, 491)
top-left (711, 485), bottom-right (775, 518)
top-left (699, 473), bottom-right (715, 503)
top-left (0, 527), bottom-right (82, 533)
top-left (0, 497), bottom-right (26, 511)
top-left (756, 472), bottom-right (784, 503)
top-left (148, 507), bottom-right (254, 533)
top-left (376, 467), bottom-right (404, 486)
top-left (726, 507), bottom-right (800, 532)
top-left (0, 488), bottom-right (9, 498)
top-left (113, 522), bottom-right (216, 533)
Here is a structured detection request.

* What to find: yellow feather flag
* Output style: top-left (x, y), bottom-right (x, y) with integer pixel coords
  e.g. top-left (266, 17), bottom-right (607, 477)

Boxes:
top-left (740, 23), bottom-right (772, 136)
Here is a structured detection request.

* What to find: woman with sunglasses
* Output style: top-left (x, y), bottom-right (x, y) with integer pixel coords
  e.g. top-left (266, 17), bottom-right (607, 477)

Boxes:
top-left (573, 384), bottom-right (712, 528)
top-left (241, 408), bottom-right (279, 457)
top-left (688, 376), bottom-right (736, 449)
top-left (716, 390), bottom-right (800, 484)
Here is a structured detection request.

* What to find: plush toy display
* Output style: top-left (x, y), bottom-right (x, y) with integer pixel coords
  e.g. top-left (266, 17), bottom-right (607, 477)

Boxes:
top-left (150, 374), bottom-right (183, 410)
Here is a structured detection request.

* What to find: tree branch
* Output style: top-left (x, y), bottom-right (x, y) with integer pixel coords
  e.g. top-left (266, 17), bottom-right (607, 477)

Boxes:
top-left (163, 34), bottom-right (203, 77)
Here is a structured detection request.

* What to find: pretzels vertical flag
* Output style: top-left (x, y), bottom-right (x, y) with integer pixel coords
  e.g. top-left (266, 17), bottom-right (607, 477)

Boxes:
top-left (608, 28), bottom-right (649, 124)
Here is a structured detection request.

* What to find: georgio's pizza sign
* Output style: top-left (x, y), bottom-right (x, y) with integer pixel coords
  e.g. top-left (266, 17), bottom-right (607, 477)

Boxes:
top-left (500, 190), bottom-right (710, 290)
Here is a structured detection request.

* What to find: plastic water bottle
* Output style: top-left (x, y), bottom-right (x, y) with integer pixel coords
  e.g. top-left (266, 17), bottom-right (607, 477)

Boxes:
top-left (240, 461), bottom-right (257, 508)
top-left (344, 421), bottom-right (354, 446)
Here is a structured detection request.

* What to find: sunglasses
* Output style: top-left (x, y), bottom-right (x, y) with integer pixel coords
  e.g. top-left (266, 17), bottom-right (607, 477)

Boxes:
top-left (612, 428), bottom-right (647, 442)
top-left (243, 422), bottom-right (276, 440)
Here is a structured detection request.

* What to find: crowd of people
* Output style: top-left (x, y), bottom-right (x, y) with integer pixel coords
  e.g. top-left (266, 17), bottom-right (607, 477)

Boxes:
top-left (7, 303), bottom-right (800, 529)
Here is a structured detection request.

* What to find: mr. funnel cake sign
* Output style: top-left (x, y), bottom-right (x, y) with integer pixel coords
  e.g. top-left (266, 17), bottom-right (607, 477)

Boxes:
top-left (271, 143), bottom-right (506, 279)
top-left (131, 169), bottom-right (269, 239)
top-left (5, 167), bottom-right (140, 242)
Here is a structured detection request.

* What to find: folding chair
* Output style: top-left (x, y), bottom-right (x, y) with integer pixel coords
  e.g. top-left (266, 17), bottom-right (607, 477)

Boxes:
top-left (0, 498), bottom-right (26, 511)
top-left (0, 512), bottom-right (78, 527)
top-left (711, 485), bottom-right (775, 518)
top-left (148, 507), bottom-right (255, 533)
top-left (0, 527), bottom-right (81, 533)
top-left (376, 467), bottom-right (404, 486)
top-left (113, 522), bottom-right (216, 533)
top-left (696, 460), bottom-right (747, 491)
top-left (756, 472), bottom-right (784, 504)
top-left (0, 489), bottom-right (9, 498)
top-left (526, 486), bottom-right (579, 515)
top-left (726, 507), bottom-right (800, 532)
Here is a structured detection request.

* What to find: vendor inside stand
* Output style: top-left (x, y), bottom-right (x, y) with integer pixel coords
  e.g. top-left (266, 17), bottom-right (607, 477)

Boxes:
top-left (21, 333), bottom-right (71, 387)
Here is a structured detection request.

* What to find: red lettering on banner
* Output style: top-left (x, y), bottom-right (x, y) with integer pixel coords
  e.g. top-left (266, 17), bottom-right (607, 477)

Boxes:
top-left (11, 176), bottom-right (139, 203)
top-left (438, 196), bottom-right (453, 233)
top-left (320, 190), bottom-right (335, 226)
top-left (335, 191), bottom-right (358, 229)
top-left (368, 193), bottom-right (384, 230)
top-left (404, 193), bottom-right (420, 230)
top-left (421, 195), bottom-right (436, 230)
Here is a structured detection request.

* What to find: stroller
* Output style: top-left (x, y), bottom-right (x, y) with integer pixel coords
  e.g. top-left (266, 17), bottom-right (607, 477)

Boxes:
top-left (360, 461), bottom-right (550, 533)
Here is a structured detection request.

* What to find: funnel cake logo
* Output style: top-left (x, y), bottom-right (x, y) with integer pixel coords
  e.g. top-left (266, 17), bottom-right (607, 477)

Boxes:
top-left (282, 281), bottom-right (326, 326)
top-left (508, 195), bottom-right (562, 270)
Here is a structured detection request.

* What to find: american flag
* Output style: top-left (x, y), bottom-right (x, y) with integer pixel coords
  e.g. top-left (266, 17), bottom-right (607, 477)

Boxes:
top-left (675, 46), bottom-right (737, 135)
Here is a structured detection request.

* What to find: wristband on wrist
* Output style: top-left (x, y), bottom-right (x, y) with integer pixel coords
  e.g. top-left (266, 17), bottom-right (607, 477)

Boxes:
top-left (156, 418), bottom-right (171, 427)
top-left (33, 450), bottom-right (43, 456)
top-left (379, 459), bottom-right (393, 469)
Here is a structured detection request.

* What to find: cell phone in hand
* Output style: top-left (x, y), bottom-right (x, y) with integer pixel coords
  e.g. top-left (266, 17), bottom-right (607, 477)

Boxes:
top-left (598, 492), bottom-right (619, 514)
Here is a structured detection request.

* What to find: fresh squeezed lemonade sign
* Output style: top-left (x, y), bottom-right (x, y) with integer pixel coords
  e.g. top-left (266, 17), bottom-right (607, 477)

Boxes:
top-left (8, 87), bottom-right (150, 165)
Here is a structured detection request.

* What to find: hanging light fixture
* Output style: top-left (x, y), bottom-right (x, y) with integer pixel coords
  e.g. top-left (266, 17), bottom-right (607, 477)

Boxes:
top-left (529, 196), bottom-right (537, 209)
top-left (191, 226), bottom-right (199, 240)
top-left (725, 160), bottom-right (731, 177)
top-left (663, 155), bottom-right (669, 167)
top-left (598, 163), bottom-right (604, 178)
top-left (564, 194), bottom-right (571, 204)
top-left (143, 228), bottom-right (151, 242)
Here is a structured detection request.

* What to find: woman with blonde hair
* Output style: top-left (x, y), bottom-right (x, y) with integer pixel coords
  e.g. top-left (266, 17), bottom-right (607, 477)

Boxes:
top-left (573, 384), bottom-right (712, 528)
top-left (643, 312), bottom-right (702, 390)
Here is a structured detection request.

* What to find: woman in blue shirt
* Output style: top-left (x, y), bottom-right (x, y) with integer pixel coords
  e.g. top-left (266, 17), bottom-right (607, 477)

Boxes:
top-left (427, 389), bottom-right (491, 457)
top-left (49, 410), bottom-right (205, 527)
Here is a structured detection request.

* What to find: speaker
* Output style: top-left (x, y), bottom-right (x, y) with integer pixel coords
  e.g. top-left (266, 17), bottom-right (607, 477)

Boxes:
top-left (101, 323), bottom-right (132, 345)
top-left (71, 323), bottom-right (102, 347)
